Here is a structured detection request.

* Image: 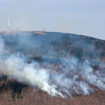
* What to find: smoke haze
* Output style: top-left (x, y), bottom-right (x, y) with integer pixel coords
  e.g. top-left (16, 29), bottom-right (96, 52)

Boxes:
top-left (0, 33), bottom-right (105, 98)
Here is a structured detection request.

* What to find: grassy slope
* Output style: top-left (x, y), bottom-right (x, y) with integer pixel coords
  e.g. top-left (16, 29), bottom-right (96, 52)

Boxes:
top-left (0, 32), bottom-right (105, 105)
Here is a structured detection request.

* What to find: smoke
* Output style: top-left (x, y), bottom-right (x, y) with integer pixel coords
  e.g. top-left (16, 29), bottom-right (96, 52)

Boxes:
top-left (0, 34), bottom-right (105, 98)
top-left (0, 37), bottom-right (64, 97)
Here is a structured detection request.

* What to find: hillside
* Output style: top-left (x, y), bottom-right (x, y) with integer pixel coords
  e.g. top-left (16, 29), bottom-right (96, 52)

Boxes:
top-left (0, 31), bottom-right (105, 105)
top-left (1, 31), bottom-right (105, 60)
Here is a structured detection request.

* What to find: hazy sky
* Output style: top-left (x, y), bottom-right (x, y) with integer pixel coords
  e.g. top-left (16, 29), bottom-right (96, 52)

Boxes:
top-left (0, 0), bottom-right (105, 39)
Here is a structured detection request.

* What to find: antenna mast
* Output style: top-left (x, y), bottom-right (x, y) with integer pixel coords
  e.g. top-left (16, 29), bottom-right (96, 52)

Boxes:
top-left (8, 18), bottom-right (10, 30)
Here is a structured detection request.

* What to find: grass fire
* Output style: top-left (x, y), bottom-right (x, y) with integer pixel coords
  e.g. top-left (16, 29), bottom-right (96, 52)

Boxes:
top-left (0, 31), bottom-right (105, 104)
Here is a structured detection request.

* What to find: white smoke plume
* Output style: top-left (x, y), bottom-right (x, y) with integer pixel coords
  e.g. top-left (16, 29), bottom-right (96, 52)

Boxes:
top-left (0, 36), bottom-right (64, 97)
top-left (0, 36), bottom-right (105, 98)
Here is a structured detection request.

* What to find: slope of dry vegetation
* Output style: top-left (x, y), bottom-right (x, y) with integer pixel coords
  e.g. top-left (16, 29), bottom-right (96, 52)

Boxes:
top-left (0, 74), bottom-right (105, 105)
top-left (0, 32), bottom-right (105, 105)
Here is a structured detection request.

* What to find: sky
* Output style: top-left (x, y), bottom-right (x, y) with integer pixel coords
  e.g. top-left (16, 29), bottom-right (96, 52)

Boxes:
top-left (0, 0), bottom-right (105, 39)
